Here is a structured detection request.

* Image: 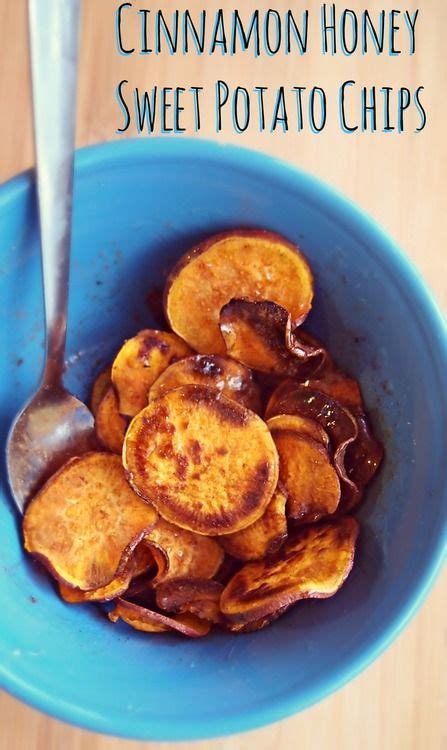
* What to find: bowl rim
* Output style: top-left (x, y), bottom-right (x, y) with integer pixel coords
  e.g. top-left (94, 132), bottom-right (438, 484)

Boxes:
top-left (0, 137), bottom-right (446, 741)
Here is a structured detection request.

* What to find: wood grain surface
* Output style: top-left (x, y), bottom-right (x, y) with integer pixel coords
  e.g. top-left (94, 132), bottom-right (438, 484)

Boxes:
top-left (0, 1), bottom-right (445, 749)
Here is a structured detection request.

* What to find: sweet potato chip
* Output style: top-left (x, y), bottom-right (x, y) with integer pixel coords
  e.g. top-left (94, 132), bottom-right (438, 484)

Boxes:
top-left (219, 299), bottom-right (325, 378)
top-left (156, 578), bottom-right (224, 623)
top-left (270, 429), bottom-right (341, 522)
top-left (220, 517), bottom-right (359, 623)
top-left (220, 486), bottom-right (287, 561)
top-left (164, 229), bottom-right (314, 354)
top-left (305, 369), bottom-right (364, 412)
top-left (23, 453), bottom-right (158, 591)
top-left (109, 599), bottom-right (211, 637)
top-left (149, 354), bottom-right (261, 413)
top-left (90, 366), bottom-right (112, 416)
top-left (58, 573), bottom-right (132, 603)
top-left (144, 518), bottom-right (223, 583)
top-left (339, 415), bottom-right (384, 513)
top-left (266, 414), bottom-right (329, 448)
top-left (226, 605), bottom-right (290, 632)
top-left (111, 330), bottom-right (193, 417)
top-left (265, 385), bottom-right (358, 489)
top-left (58, 539), bottom-right (155, 604)
top-left (95, 386), bottom-right (128, 454)
top-left (124, 385), bottom-right (279, 535)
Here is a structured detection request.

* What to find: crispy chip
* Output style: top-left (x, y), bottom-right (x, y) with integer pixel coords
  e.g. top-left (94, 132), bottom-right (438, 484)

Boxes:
top-left (305, 369), bottom-right (364, 412)
top-left (90, 366), bottom-right (112, 416)
top-left (111, 330), bottom-right (193, 417)
top-left (149, 354), bottom-right (261, 413)
top-left (220, 486), bottom-right (287, 561)
top-left (58, 573), bottom-right (132, 603)
top-left (340, 415), bottom-right (383, 513)
top-left (95, 386), bottom-right (128, 454)
top-left (265, 385), bottom-right (358, 489)
top-left (269, 425), bottom-right (340, 523)
top-left (124, 385), bottom-right (279, 535)
top-left (144, 517), bottom-right (223, 583)
top-left (164, 229), bottom-right (314, 354)
top-left (219, 299), bottom-right (325, 378)
top-left (220, 517), bottom-right (359, 623)
top-left (58, 540), bottom-right (155, 604)
top-left (156, 578), bottom-right (224, 623)
top-left (23, 453), bottom-right (158, 591)
top-left (109, 599), bottom-right (211, 637)
top-left (266, 414), bottom-right (329, 448)
top-left (226, 605), bottom-right (289, 632)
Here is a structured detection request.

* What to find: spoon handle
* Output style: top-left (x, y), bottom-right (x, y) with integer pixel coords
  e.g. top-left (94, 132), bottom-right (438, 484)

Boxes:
top-left (28, 0), bottom-right (81, 387)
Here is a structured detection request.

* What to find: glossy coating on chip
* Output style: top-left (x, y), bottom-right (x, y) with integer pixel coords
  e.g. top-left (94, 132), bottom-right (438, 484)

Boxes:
top-left (149, 354), bottom-right (261, 413)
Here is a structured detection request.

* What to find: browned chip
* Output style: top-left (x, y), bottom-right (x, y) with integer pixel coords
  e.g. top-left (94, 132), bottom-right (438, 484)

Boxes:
top-left (111, 330), bottom-right (193, 417)
top-left (340, 415), bottom-right (384, 513)
top-left (23, 453), bottom-right (158, 591)
top-left (219, 486), bottom-right (287, 561)
top-left (123, 385), bottom-right (279, 535)
top-left (149, 354), bottom-right (261, 413)
top-left (164, 229), bottom-right (314, 354)
top-left (266, 414), bottom-right (329, 448)
top-left (226, 606), bottom-right (290, 632)
top-left (265, 385), bottom-right (358, 489)
top-left (90, 366), bottom-right (112, 416)
top-left (156, 578), bottom-right (224, 623)
top-left (95, 386), bottom-right (128, 454)
top-left (305, 369), bottom-right (364, 412)
top-left (220, 517), bottom-right (359, 624)
top-left (269, 426), bottom-right (340, 523)
top-left (58, 573), bottom-right (132, 603)
top-left (219, 299), bottom-right (325, 378)
top-left (58, 542), bottom-right (155, 604)
top-left (144, 517), bottom-right (223, 583)
top-left (109, 599), bottom-right (211, 636)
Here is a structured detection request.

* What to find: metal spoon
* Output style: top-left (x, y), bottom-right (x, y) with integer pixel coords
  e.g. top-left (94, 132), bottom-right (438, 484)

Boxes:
top-left (6, 0), bottom-right (95, 513)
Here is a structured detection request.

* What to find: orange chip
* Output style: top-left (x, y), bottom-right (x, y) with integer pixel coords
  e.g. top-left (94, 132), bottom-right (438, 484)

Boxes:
top-left (90, 366), bottom-right (112, 416)
top-left (144, 517), bottom-right (223, 583)
top-left (23, 453), bottom-right (157, 591)
top-left (111, 330), bottom-right (193, 417)
top-left (220, 486), bottom-right (287, 561)
top-left (219, 299), bottom-right (325, 378)
top-left (123, 385), bottom-right (279, 535)
top-left (149, 354), bottom-right (262, 413)
top-left (164, 229), bottom-right (314, 354)
top-left (156, 578), bottom-right (224, 623)
top-left (266, 414), bottom-right (329, 448)
top-left (58, 541), bottom-right (155, 604)
top-left (269, 426), bottom-right (340, 523)
top-left (58, 573), bottom-right (132, 603)
top-left (220, 517), bottom-right (359, 624)
top-left (109, 599), bottom-right (211, 636)
top-left (95, 386), bottom-right (128, 454)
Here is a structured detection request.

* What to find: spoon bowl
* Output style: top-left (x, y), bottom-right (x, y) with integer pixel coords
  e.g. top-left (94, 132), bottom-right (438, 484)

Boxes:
top-left (7, 385), bottom-right (95, 513)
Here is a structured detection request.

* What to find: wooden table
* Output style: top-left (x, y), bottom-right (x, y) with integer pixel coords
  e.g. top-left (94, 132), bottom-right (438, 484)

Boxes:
top-left (0, 1), bottom-right (445, 748)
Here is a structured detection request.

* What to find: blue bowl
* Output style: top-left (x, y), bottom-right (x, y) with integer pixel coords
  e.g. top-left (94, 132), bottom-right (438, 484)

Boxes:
top-left (0, 139), bottom-right (446, 741)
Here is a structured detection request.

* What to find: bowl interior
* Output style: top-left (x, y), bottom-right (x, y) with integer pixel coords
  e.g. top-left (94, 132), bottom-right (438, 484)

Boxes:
top-left (0, 140), bottom-right (446, 741)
